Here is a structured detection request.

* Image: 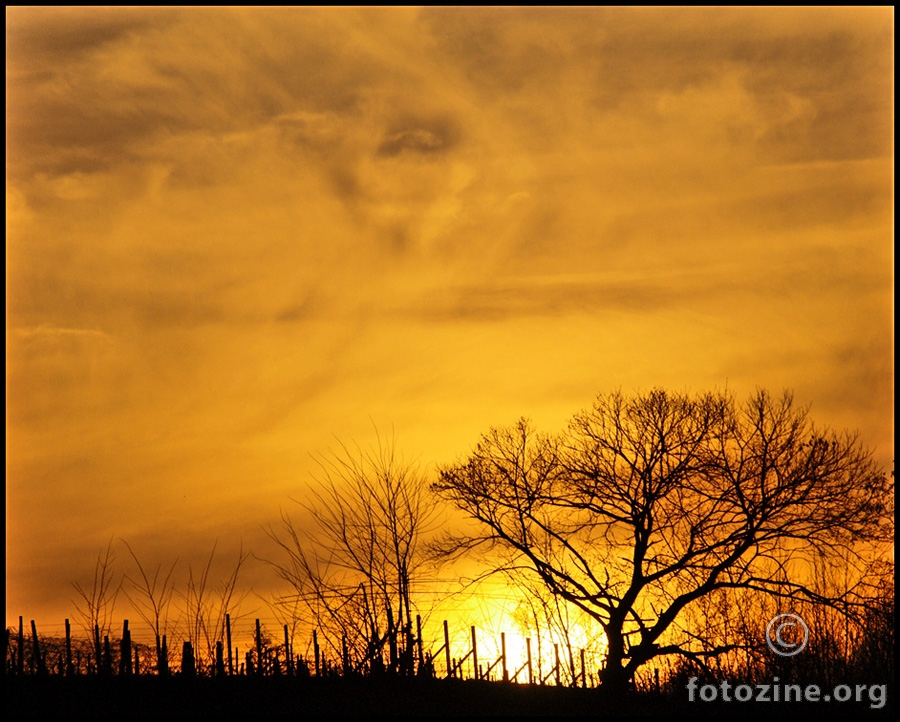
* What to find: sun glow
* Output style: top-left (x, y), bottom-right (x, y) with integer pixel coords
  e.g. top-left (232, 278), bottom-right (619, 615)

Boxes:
top-left (418, 574), bottom-right (608, 684)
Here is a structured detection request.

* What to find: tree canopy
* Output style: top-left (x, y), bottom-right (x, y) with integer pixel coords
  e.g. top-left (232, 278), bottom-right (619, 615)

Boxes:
top-left (432, 388), bottom-right (892, 694)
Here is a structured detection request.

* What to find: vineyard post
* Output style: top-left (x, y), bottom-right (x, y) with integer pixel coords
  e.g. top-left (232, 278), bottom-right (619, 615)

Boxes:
top-left (215, 641), bottom-right (225, 676)
top-left (226, 614), bottom-right (233, 675)
top-left (119, 620), bottom-right (131, 676)
top-left (30, 620), bottom-right (45, 675)
top-left (283, 624), bottom-right (292, 676)
top-left (160, 634), bottom-right (169, 676)
top-left (443, 621), bottom-right (451, 678)
top-left (65, 619), bottom-right (74, 676)
top-left (181, 641), bottom-right (195, 677)
top-left (94, 624), bottom-right (102, 674)
top-left (255, 619), bottom-right (263, 676)
top-left (313, 630), bottom-right (320, 676)
top-left (17, 617), bottom-right (24, 675)
top-left (103, 635), bottom-right (112, 676)
top-left (416, 614), bottom-right (424, 674)
top-left (526, 638), bottom-right (533, 685)
top-left (387, 605), bottom-right (397, 671)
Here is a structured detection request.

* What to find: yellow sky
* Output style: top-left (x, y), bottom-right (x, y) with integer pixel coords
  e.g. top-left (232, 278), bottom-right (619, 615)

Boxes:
top-left (6, 7), bottom-right (894, 640)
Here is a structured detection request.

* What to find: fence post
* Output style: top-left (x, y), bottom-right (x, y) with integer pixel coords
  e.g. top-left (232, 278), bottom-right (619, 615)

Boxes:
top-left (226, 614), bottom-right (233, 675)
top-left (501, 632), bottom-right (508, 682)
top-left (313, 630), bottom-right (320, 677)
top-left (17, 617), bottom-right (24, 676)
top-left (581, 649), bottom-right (586, 688)
top-left (526, 638), bottom-right (533, 685)
top-left (94, 625), bottom-right (102, 675)
top-left (215, 641), bottom-right (225, 676)
top-left (471, 626), bottom-right (478, 681)
top-left (554, 644), bottom-right (561, 687)
top-left (65, 619), bottom-right (74, 676)
top-left (443, 621), bottom-right (451, 679)
top-left (387, 606), bottom-right (397, 671)
top-left (181, 641), bottom-right (195, 677)
top-left (255, 619), bottom-right (263, 676)
top-left (416, 614), bottom-right (424, 674)
top-left (284, 625), bottom-right (292, 676)
top-left (119, 620), bottom-right (132, 676)
top-left (161, 634), bottom-right (169, 676)
top-left (30, 620), bottom-right (46, 676)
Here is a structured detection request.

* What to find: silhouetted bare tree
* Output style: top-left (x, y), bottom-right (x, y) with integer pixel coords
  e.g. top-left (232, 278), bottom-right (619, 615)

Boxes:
top-left (432, 389), bottom-right (892, 696)
top-left (266, 432), bottom-right (440, 674)
top-left (180, 541), bottom-right (250, 674)
top-left (121, 540), bottom-right (179, 674)
top-left (72, 538), bottom-right (122, 670)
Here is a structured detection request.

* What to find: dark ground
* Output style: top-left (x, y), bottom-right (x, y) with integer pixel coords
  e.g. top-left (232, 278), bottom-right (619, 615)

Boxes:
top-left (6, 675), bottom-right (895, 717)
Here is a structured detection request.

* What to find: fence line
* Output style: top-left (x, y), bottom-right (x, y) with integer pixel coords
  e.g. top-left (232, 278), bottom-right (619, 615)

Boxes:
top-left (5, 613), bottom-right (604, 688)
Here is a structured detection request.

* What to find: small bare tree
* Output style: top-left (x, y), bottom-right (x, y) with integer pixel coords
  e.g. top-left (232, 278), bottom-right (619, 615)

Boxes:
top-left (179, 541), bottom-right (251, 674)
top-left (121, 540), bottom-right (179, 674)
top-left (72, 538), bottom-right (122, 671)
top-left (266, 432), bottom-right (440, 675)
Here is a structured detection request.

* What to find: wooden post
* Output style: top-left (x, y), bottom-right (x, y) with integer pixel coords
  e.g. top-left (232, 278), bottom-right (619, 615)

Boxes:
top-left (94, 624), bottom-right (102, 675)
top-left (215, 641), bottom-right (225, 676)
top-left (313, 630), bottom-right (320, 677)
top-left (526, 638), bottom-right (533, 685)
top-left (581, 649), bottom-right (586, 688)
top-left (284, 625), bottom-right (292, 676)
top-left (65, 619), bottom-right (74, 676)
top-left (471, 626), bottom-right (478, 681)
top-left (554, 644), bottom-right (561, 687)
top-left (161, 634), bottom-right (169, 676)
top-left (416, 614), bottom-right (424, 674)
top-left (181, 641), bottom-right (195, 677)
top-left (443, 620), bottom-right (451, 679)
top-left (387, 606), bottom-right (397, 671)
top-left (102, 635), bottom-right (112, 676)
top-left (134, 645), bottom-right (140, 676)
top-left (255, 619), bottom-right (263, 676)
top-left (17, 617), bottom-right (24, 676)
top-left (226, 614), bottom-right (233, 676)
top-left (120, 620), bottom-right (132, 676)
top-left (501, 632), bottom-right (508, 682)
top-left (30, 620), bottom-right (45, 675)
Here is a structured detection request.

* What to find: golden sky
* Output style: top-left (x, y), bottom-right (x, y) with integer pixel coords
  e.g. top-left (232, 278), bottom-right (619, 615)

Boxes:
top-left (6, 7), bottom-right (894, 635)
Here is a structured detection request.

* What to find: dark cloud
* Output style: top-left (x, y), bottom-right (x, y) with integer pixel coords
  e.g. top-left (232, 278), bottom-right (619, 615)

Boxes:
top-left (377, 116), bottom-right (461, 157)
top-left (5, 7), bottom-right (167, 64)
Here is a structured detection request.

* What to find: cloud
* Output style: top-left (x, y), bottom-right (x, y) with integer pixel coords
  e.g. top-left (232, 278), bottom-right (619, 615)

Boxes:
top-left (5, 7), bottom-right (893, 630)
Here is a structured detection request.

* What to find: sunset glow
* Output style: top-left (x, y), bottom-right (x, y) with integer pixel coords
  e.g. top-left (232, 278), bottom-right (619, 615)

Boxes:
top-left (6, 7), bottom-right (893, 662)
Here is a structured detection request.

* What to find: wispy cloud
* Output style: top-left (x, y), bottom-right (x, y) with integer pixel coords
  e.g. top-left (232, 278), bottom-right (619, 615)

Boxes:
top-left (6, 6), bottom-right (893, 627)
